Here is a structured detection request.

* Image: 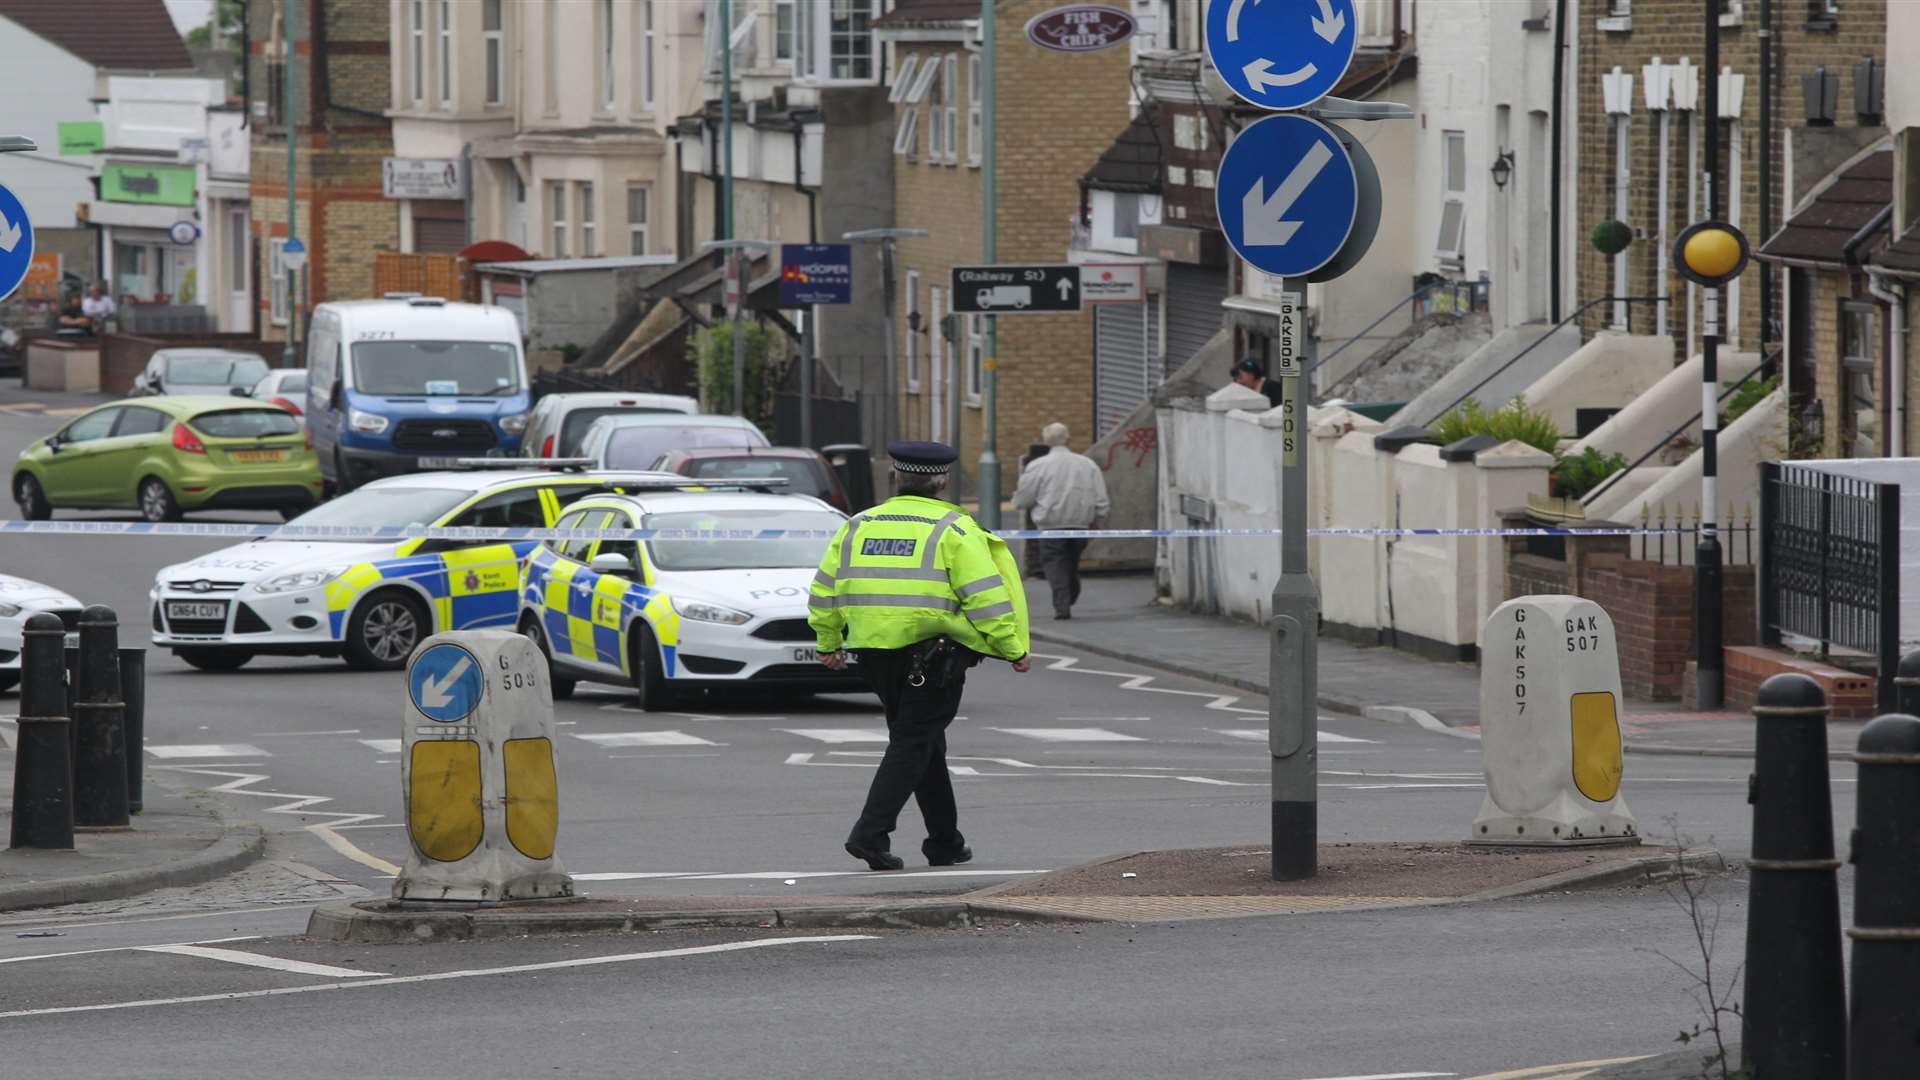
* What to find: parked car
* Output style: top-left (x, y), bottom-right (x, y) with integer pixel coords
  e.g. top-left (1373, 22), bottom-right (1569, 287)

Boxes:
top-left (248, 368), bottom-right (309, 421)
top-left (131, 349), bottom-right (270, 397)
top-left (522, 391), bottom-right (700, 459)
top-left (575, 413), bottom-right (769, 472)
top-left (651, 446), bottom-right (851, 512)
top-left (12, 397), bottom-right (323, 523)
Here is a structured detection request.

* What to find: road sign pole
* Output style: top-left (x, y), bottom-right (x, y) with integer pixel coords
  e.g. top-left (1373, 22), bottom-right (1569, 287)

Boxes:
top-left (801, 302), bottom-right (815, 448)
top-left (978, 0), bottom-right (1000, 529)
top-left (283, 0), bottom-right (298, 368)
top-left (1270, 285), bottom-right (1317, 881)
top-left (1697, 0), bottom-right (1723, 708)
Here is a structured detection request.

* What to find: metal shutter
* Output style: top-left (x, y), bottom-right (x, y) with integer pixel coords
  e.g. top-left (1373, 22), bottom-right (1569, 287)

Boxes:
top-left (1165, 264), bottom-right (1228, 369)
top-left (1095, 302), bottom-right (1149, 439)
top-left (415, 218), bottom-right (467, 254)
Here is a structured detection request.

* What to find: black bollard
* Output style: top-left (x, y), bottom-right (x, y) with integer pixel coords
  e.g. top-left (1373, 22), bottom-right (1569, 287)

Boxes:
top-left (63, 642), bottom-right (78, 763)
top-left (71, 604), bottom-right (129, 830)
top-left (120, 646), bottom-right (146, 814)
top-left (1847, 713), bottom-right (1920, 1079)
top-left (1742, 673), bottom-right (1847, 1078)
top-left (8, 613), bottom-right (73, 850)
top-left (1895, 650), bottom-right (1920, 717)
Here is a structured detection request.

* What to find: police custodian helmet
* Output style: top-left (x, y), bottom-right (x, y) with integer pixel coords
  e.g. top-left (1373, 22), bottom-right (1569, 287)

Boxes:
top-left (887, 440), bottom-right (958, 475)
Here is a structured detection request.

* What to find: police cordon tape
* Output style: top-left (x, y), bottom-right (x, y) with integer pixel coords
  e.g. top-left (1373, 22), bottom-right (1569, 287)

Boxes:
top-left (1, 520), bottom-right (1737, 542)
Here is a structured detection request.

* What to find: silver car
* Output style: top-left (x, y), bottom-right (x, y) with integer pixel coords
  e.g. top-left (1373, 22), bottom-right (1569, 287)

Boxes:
top-left (0, 575), bottom-right (80, 695)
top-left (131, 349), bottom-right (271, 398)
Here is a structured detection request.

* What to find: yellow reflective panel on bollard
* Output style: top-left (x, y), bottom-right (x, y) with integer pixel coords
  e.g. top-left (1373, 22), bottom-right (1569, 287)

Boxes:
top-left (408, 740), bottom-right (484, 862)
top-left (1570, 691), bottom-right (1623, 803)
top-left (503, 737), bottom-right (559, 860)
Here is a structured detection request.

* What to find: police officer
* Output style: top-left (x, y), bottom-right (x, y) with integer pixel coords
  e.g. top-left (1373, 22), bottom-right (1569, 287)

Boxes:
top-left (809, 441), bottom-right (1031, 870)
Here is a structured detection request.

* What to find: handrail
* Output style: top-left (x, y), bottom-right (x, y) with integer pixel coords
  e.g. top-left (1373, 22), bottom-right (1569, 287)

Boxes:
top-left (1580, 349), bottom-right (1776, 508)
top-left (1309, 280), bottom-right (1444, 375)
top-left (1428, 294), bottom-right (1669, 422)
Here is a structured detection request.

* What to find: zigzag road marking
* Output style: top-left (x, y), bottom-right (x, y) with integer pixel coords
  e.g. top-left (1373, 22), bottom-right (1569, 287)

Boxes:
top-left (1029, 651), bottom-right (1265, 714)
top-left (153, 766), bottom-right (399, 876)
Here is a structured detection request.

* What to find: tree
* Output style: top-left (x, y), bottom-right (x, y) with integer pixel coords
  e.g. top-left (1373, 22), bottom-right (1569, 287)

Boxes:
top-left (185, 0), bottom-right (247, 49)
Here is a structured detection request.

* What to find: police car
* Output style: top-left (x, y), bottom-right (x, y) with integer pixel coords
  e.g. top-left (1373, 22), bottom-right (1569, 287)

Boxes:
top-left (148, 463), bottom-right (681, 672)
top-left (0, 575), bottom-right (81, 694)
top-left (519, 485), bottom-right (864, 709)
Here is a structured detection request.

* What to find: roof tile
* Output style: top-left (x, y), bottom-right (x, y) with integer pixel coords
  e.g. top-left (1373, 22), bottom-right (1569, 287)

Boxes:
top-left (0, 0), bottom-right (193, 71)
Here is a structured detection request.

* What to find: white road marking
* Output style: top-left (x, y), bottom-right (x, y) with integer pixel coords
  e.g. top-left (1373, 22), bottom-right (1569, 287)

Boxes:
top-left (1217, 728), bottom-right (1376, 744)
top-left (573, 869), bottom-right (1047, 882)
top-left (357, 739), bottom-right (402, 754)
top-left (139, 944), bottom-right (388, 978)
top-left (780, 728), bottom-right (889, 743)
top-left (0, 936), bottom-right (262, 966)
top-left (605, 752), bottom-right (726, 759)
top-left (575, 731), bottom-right (718, 748)
top-left (153, 766), bottom-right (398, 876)
top-left (1029, 651), bottom-right (1267, 714)
top-left (331, 822), bottom-right (407, 830)
top-left (146, 744), bottom-right (270, 759)
top-left (989, 727), bottom-right (1144, 742)
top-left (785, 752), bottom-right (876, 768)
top-left (0, 906), bottom-right (310, 934)
top-left (0, 936), bottom-right (877, 1020)
top-left (254, 729), bottom-right (362, 737)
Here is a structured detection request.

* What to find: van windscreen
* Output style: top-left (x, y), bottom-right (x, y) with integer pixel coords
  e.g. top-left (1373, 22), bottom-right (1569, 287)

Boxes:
top-left (351, 341), bottom-right (520, 396)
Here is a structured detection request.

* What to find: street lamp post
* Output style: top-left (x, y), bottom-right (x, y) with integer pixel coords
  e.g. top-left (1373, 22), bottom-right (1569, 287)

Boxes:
top-left (844, 227), bottom-right (929, 451)
top-left (701, 239), bottom-right (773, 418)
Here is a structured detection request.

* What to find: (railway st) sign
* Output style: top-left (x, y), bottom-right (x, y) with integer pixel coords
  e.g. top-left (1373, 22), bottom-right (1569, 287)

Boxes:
top-left (950, 264), bottom-right (1082, 314)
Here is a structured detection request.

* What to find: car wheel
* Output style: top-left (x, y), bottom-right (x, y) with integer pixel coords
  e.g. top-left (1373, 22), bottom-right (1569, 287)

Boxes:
top-left (332, 450), bottom-right (356, 495)
top-left (629, 622), bottom-right (681, 711)
top-left (344, 590), bottom-right (427, 671)
top-left (519, 615), bottom-right (576, 701)
top-left (175, 647), bottom-right (251, 672)
top-left (14, 474), bottom-right (50, 520)
top-left (0, 671), bottom-right (18, 694)
top-left (139, 477), bottom-right (181, 523)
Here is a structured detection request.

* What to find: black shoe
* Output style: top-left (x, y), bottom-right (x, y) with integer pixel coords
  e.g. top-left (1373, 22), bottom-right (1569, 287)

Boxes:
top-left (1054, 611), bottom-right (1071, 620)
top-left (845, 840), bottom-right (904, 871)
top-left (925, 844), bottom-right (973, 867)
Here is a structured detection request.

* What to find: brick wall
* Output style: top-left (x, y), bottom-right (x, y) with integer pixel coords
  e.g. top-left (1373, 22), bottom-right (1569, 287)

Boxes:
top-left (1507, 552), bottom-right (1569, 597)
top-left (1577, 0), bottom-right (1887, 351)
top-left (887, 1), bottom-right (1133, 489)
top-left (1723, 644), bottom-right (1877, 718)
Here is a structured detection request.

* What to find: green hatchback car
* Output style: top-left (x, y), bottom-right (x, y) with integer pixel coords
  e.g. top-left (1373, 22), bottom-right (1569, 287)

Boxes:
top-left (12, 397), bottom-right (323, 522)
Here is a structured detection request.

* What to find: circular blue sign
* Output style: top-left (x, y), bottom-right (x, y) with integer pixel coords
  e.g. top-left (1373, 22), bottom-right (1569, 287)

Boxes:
top-left (1215, 114), bottom-right (1358, 279)
top-left (0, 182), bottom-right (35, 304)
top-left (1206, 0), bottom-right (1358, 111)
top-left (409, 643), bottom-right (485, 723)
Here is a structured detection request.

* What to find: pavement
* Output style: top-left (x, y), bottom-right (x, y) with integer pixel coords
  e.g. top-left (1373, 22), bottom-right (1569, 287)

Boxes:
top-left (1025, 571), bottom-right (1871, 758)
top-left (0, 741), bottom-right (264, 911)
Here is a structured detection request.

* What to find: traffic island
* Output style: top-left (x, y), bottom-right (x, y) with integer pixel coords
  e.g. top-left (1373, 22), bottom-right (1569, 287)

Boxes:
top-left (307, 894), bottom-right (981, 943)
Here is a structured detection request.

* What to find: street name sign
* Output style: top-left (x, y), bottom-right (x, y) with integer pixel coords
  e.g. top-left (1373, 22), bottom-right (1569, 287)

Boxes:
top-left (779, 243), bottom-right (854, 305)
top-left (0, 182), bottom-right (34, 304)
top-left (1215, 114), bottom-right (1357, 279)
top-left (1206, 0), bottom-right (1359, 111)
top-left (951, 264), bottom-right (1082, 314)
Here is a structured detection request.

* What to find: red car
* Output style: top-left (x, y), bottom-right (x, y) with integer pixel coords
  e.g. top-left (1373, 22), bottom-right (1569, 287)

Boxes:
top-left (651, 446), bottom-right (852, 512)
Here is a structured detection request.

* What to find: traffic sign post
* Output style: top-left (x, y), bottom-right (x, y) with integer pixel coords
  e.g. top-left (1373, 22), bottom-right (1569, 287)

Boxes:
top-left (951, 264), bottom-right (1082, 314)
top-left (0, 181), bottom-right (36, 304)
top-left (396, 632), bottom-right (573, 904)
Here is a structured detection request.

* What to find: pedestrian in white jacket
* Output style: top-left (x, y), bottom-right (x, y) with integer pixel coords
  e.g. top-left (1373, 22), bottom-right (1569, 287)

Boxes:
top-left (1011, 423), bottom-right (1111, 620)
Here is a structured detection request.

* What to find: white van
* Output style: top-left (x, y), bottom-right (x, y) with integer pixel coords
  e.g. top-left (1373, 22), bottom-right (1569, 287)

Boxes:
top-left (522, 391), bottom-right (699, 459)
top-left (306, 297), bottom-right (531, 491)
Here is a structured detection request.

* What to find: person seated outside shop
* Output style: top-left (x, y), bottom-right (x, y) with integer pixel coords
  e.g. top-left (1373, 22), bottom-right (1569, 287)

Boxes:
top-left (81, 284), bottom-right (116, 327)
top-left (55, 291), bottom-right (93, 335)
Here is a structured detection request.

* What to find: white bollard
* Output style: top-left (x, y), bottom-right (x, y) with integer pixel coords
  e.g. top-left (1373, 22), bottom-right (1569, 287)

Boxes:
top-left (1471, 595), bottom-right (1639, 846)
top-left (396, 630), bottom-right (574, 902)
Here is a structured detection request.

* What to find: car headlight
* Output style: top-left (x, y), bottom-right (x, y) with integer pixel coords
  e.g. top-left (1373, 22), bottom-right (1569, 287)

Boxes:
top-left (254, 569), bottom-right (339, 594)
top-left (499, 412), bottom-right (529, 434)
top-left (348, 408), bottom-right (389, 434)
top-left (0, 601), bottom-right (20, 618)
top-left (671, 597), bottom-right (752, 625)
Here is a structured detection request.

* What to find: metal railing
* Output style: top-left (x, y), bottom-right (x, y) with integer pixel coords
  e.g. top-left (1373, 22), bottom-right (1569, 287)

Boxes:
top-left (1580, 353), bottom-right (1774, 508)
top-left (1632, 502), bottom-right (1758, 566)
top-left (1760, 461), bottom-right (1901, 710)
top-left (1428, 294), bottom-right (1669, 422)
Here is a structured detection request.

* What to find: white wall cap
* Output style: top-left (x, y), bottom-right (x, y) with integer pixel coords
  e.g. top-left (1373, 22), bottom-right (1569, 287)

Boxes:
top-left (1206, 383), bottom-right (1273, 413)
top-left (1475, 439), bottom-right (1558, 469)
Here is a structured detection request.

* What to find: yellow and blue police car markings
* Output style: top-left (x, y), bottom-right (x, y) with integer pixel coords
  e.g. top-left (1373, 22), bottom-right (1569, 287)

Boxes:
top-left (523, 547), bottom-right (679, 677)
top-left (322, 542), bottom-right (541, 639)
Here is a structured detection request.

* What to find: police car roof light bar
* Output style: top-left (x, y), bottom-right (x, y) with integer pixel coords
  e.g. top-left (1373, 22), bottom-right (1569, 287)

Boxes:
top-left (613, 477), bottom-right (793, 491)
top-left (422, 457), bottom-right (600, 472)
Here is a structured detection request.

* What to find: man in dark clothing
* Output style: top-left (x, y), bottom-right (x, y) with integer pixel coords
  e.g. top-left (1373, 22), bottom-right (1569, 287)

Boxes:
top-left (1232, 358), bottom-right (1286, 409)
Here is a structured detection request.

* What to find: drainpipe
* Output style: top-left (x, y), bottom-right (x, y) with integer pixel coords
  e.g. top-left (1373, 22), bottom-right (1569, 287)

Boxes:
top-left (791, 122), bottom-right (816, 242)
top-left (461, 142), bottom-right (474, 247)
top-left (1868, 272), bottom-right (1906, 457)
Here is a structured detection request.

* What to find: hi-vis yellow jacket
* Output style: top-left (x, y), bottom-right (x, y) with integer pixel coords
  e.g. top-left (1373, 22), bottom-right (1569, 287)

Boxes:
top-left (807, 494), bottom-right (1029, 661)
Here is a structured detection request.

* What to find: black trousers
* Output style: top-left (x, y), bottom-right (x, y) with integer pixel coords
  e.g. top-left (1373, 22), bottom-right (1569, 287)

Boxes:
top-left (847, 648), bottom-right (969, 855)
top-left (1039, 532), bottom-right (1089, 614)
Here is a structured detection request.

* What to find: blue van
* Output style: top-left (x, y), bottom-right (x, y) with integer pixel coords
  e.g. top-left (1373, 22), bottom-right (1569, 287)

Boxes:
top-left (305, 297), bottom-right (532, 491)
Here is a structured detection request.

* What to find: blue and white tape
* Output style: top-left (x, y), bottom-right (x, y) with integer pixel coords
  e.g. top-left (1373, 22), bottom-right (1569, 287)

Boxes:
top-left (0, 520), bottom-right (1712, 543)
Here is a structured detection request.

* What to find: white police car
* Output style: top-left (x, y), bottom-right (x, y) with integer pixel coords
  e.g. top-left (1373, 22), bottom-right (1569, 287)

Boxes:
top-left (519, 485), bottom-right (864, 708)
top-left (0, 575), bottom-right (81, 694)
top-left (148, 464), bottom-right (679, 672)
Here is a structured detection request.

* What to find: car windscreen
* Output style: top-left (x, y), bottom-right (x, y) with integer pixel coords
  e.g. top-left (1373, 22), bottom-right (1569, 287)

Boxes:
top-left (169, 355), bottom-right (270, 386)
top-left (281, 486), bottom-right (472, 537)
top-left (279, 372), bottom-right (308, 392)
top-left (602, 424), bottom-right (768, 471)
top-left (642, 509), bottom-right (844, 571)
top-left (680, 456), bottom-right (827, 500)
top-left (559, 407), bottom-right (679, 456)
top-left (350, 341), bottom-right (520, 396)
top-left (190, 409), bottom-right (301, 439)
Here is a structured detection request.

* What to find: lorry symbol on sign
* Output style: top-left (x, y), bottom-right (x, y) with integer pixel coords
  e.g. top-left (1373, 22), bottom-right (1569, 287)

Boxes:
top-left (976, 285), bottom-right (1032, 310)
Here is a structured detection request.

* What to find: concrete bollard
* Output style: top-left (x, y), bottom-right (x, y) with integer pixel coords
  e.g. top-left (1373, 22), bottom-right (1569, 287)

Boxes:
top-left (8, 613), bottom-right (73, 850)
top-left (72, 604), bottom-right (129, 831)
top-left (1742, 672), bottom-right (1846, 1079)
top-left (120, 646), bottom-right (146, 814)
top-left (1846, 712), bottom-right (1920, 1079)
